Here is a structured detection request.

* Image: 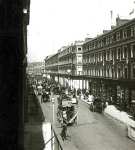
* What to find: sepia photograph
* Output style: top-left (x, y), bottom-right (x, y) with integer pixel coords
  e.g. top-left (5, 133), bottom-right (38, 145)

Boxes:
top-left (0, 0), bottom-right (135, 150)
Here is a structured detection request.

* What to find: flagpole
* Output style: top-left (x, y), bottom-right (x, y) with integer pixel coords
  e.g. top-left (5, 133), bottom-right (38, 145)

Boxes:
top-left (110, 10), bottom-right (113, 26)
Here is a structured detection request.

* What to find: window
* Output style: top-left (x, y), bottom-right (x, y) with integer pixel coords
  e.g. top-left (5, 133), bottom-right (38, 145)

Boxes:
top-left (98, 40), bottom-right (101, 48)
top-left (86, 70), bottom-right (88, 75)
top-left (124, 67), bottom-right (128, 79)
top-left (87, 56), bottom-right (89, 63)
top-left (112, 68), bottom-right (114, 78)
top-left (118, 67), bottom-right (121, 78)
top-left (101, 40), bottom-right (104, 47)
top-left (116, 32), bottom-right (120, 41)
top-left (131, 26), bottom-right (135, 37)
top-left (109, 68), bottom-right (112, 77)
top-left (117, 47), bottom-right (121, 59)
top-left (123, 46), bottom-right (127, 59)
top-left (89, 55), bottom-right (91, 63)
top-left (89, 69), bottom-right (91, 76)
top-left (132, 64), bottom-right (135, 78)
top-left (109, 49), bottom-right (112, 60)
top-left (116, 65), bottom-right (121, 78)
top-left (97, 53), bottom-right (100, 62)
top-left (98, 53), bottom-right (101, 62)
top-left (89, 70), bottom-right (91, 75)
top-left (92, 69), bottom-right (94, 76)
top-left (89, 56), bottom-right (90, 63)
top-left (93, 69), bottom-right (95, 76)
top-left (93, 42), bottom-right (95, 49)
top-left (95, 54), bottom-right (97, 63)
top-left (104, 38), bottom-right (106, 45)
top-left (133, 68), bottom-right (135, 78)
top-left (98, 70), bottom-right (100, 76)
top-left (78, 48), bottom-right (81, 51)
top-left (107, 51), bottom-right (110, 61)
top-left (131, 44), bottom-right (135, 58)
top-left (96, 69), bottom-right (98, 76)
top-left (107, 69), bottom-right (109, 77)
top-left (105, 52), bottom-right (107, 61)
top-left (106, 37), bottom-right (109, 45)
top-left (92, 54), bottom-right (94, 63)
top-left (123, 30), bottom-right (127, 39)
top-left (101, 53), bottom-right (103, 61)
top-left (87, 45), bottom-right (89, 51)
top-left (90, 43), bottom-right (92, 50)
top-left (110, 35), bottom-right (113, 43)
top-left (96, 54), bottom-right (98, 63)
top-left (88, 45), bottom-right (90, 51)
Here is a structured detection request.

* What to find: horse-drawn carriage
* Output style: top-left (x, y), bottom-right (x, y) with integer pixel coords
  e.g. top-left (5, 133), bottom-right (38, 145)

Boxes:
top-left (41, 88), bottom-right (50, 103)
top-left (57, 93), bottom-right (78, 126)
top-left (89, 97), bottom-right (105, 113)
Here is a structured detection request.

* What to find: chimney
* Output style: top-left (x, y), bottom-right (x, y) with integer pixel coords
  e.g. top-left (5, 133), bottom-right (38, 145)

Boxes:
top-left (116, 16), bottom-right (130, 26)
top-left (111, 25), bottom-right (116, 30)
top-left (103, 30), bottom-right (110, 34)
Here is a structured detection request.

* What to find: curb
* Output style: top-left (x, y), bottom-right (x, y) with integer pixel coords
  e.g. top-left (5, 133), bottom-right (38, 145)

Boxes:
top-left (81, 98), bottom-right (128, 127)
top-left (103, 112), bottom-right (127, 127)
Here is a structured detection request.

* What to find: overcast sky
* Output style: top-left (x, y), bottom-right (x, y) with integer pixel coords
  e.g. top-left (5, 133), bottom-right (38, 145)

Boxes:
top-left (27, 0), bottom-right (135, 62)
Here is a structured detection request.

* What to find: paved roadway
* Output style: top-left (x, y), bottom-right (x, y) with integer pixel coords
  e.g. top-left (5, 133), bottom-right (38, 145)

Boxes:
top-left (38, 94), bottom-right (135, 150)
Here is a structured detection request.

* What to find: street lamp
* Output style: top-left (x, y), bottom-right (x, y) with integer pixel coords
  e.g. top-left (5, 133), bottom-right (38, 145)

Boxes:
top-left (51, 96), bottom-right (55, 150)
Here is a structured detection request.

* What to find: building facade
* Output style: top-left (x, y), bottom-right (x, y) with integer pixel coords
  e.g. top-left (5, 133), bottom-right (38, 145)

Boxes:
top-left (0, 0), bottom-right (30, 149)
top-left (45, 17), bottom-right (135, 115)
top-left (83, 17), bottom-right (135, 113)
top-left (45, 53), bottom-right (58, 81)
top-left (45, 41), bottom-right (83, 89)
top-left (27, 62), bottom-right (44, 77)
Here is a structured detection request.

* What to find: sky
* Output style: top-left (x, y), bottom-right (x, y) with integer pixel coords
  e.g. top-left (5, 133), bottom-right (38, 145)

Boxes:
top-left (27, 0), bottom-right (135, 62)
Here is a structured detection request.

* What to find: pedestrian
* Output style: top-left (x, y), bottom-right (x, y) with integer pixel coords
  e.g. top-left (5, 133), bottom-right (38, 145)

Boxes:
top-left (60, 119), bottom-right (68, 141)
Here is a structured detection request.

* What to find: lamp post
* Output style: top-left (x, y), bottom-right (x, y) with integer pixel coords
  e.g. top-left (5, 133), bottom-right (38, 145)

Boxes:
top-left (52, 99), bottom-right (55, 124)
top-left (51, 96), bottom-right (55, 150)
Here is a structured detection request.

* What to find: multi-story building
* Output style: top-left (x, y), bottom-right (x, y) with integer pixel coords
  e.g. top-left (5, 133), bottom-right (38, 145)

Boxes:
top-left (44, 17), bottom-right (135, 114)
top-left (27, 62), bottom-right (44, 76)
top-left (58, 41), bottom-right (83, 89)
top-left (83, 17), bottom-right (135, 113)
top-left (0, 0), bottom-right (31, 149)
top-left (45, 53), bottom-right (58, 80)
top-left (45, 41), bottom-right (83, 89)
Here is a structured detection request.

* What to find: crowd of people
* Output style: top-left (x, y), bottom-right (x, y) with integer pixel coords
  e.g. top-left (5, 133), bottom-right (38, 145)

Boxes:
top-left (32, 77), bottom-right (107, 140)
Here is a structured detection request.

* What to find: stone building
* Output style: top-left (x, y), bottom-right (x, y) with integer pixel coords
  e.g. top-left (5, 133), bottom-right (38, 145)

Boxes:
top-left (44, 17), bottom-right (135, 115)
top-left (0, 0), bottom-right (31, 149)
top-left (45, 41), bottom-right (83, 89)
top-left (45, 53), bottom-right (58, 80)
top-left (83, 17), bottom-right (135, 113)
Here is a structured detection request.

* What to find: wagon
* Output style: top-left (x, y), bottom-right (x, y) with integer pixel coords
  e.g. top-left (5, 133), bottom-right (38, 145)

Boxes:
top-left (57, 93), bottom-right (78, 125)
top-left (41, 91), bottom-right (50, 102)
top-left (89, 98), bottom-right (104, 113)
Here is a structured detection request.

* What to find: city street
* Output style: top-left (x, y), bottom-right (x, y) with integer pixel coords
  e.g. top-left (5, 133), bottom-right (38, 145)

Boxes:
top-left (38, 94), bottom-right (135, 150)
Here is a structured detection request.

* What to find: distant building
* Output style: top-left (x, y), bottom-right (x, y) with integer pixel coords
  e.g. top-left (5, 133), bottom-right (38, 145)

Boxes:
top-left (27, 62), bottom-right (44, 77)
top-left (44, 53), bottom-right (58, 80)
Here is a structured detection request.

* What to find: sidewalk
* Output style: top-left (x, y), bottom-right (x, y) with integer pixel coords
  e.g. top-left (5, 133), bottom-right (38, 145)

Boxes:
top-left (80, 96), bottom-right (135, 141)
top-left (38, 93), bottom-right (78, 150)
top-left (24, 90), bottom-right (44, 150)
top-left (52, 125), bottom-right (78, 150)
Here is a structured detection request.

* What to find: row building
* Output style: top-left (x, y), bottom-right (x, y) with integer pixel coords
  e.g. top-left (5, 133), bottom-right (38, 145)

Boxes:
top-left (44, 17), bottom-right (135, 115)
